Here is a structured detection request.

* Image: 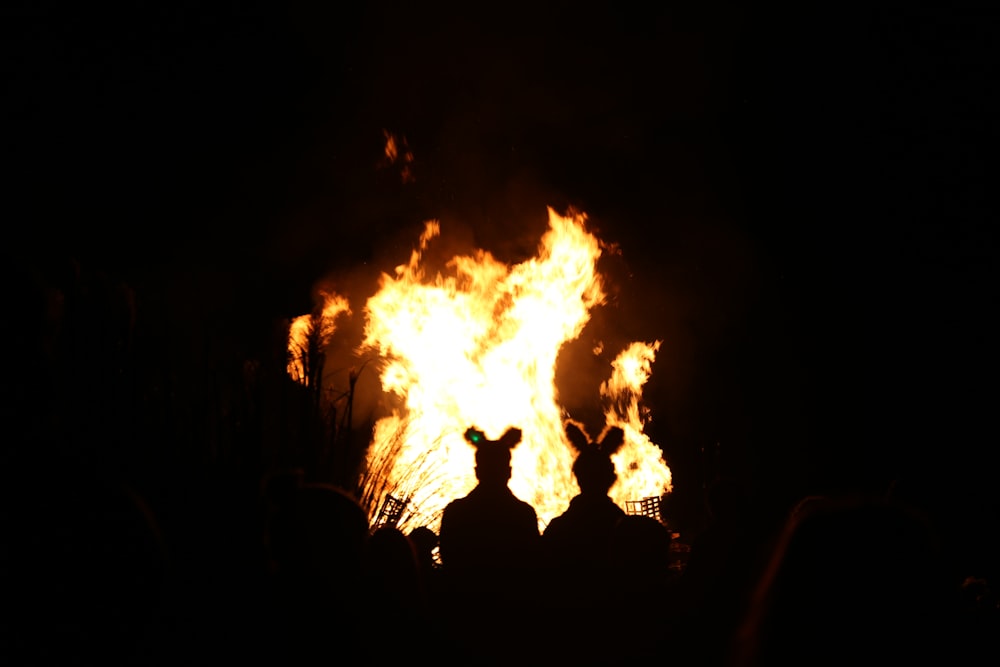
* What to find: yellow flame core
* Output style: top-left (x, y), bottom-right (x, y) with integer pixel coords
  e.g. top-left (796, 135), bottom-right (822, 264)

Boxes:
top-left (359, 208), bottom-right (671, 532)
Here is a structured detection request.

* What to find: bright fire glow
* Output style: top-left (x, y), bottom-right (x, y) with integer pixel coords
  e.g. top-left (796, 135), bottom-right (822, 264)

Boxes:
top-left (287, 292), bottom-right (352, 385)
top-left (356, 207), bottom-right (672, 532)
top-left (602, 340), bottom-right (672, 508)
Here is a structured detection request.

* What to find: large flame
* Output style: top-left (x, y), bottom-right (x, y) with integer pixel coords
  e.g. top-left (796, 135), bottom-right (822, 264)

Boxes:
top-left (602, 340), bottom-right (673, 508)
top-left (355, 207), bottom-right (672, 532)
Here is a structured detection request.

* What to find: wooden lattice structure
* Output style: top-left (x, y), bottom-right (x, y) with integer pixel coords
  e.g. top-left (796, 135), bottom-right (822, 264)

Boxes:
top-left (625, 496), bottom-right (663, 524)
top-left (372, 493), bottom-right (408, 531)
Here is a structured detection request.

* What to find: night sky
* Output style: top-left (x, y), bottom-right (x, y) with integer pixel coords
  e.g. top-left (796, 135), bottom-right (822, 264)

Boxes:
top-left (5, 4), bottom-right (998, 570)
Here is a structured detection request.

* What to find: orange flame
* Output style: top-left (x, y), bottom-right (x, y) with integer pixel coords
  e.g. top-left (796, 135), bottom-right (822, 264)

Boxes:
top-left (357, 207), bottom-right (671, 532)
top-left (602, 340), bottom-right (673, 507)
top-left (287, 291), bottom-right (352, 386)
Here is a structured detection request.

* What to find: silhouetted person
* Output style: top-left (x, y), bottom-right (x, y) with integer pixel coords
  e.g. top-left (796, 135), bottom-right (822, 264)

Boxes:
top-left (607, 514), bottom-right (676, 663)
top-left (438, 426), bottom-right (541, 663)
top-left (611, 514), bottom-right (675, 579)
top-left (532, 422), bottom-right (628, 663)
top-left (264, 482), bottom-right (369, 663)
top-left (363, 526), bottom-right (424, 601)
top-left (359, 526), bottom-right (432, 655)
top-left (730, 493), bottom-right (956, 667)
top-left (542, 422), bottom-right (626, 605)
top-left (409, 525), bottom-right (440, 574)
top-left (5, 476), bottom-right (169, 665)
top-left (409, 525), bottom-right (444, 615)
top-left (669, 476), bottom-right (765, 667)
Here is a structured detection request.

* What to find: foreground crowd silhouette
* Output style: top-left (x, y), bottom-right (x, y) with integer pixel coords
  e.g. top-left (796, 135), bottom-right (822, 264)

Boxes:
top-left (8, 424), bottom-right (997, 665)
top-left (262, 444), bottom-right (996, 667)
top-left (4, 259), bottom-right (997, 665)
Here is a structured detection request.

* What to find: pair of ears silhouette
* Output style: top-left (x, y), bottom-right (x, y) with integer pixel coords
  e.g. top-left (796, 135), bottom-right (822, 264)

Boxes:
top-left (464, 426), bottom-right (522, 450)
top-left (461, 423), bottom-right (624, 454)
top-left (565, 421), bottom-right (625, 493)
top-left (564, 421), bottom-right (625, 456)
top-left (464, 427), bottom-right (522, 483)
top-left (461, 422), bottom-right (624, 490)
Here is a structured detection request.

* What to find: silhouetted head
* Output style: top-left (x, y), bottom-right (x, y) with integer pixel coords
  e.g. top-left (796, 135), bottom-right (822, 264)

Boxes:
top-left (465, 426), bottom-right (521, 487)
top-left (409, 526), bottom-right (438, 555)
top-left (408, 526), bottom-right (439, 568)
top-left (565, 421), bottom-right (625, 495)
top-left (282, 483), bottom-right (369, 596)
top-left (366, 526), bottom-right (421, 596)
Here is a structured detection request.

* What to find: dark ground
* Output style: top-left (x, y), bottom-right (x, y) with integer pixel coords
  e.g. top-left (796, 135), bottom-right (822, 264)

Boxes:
top-left (4, 1), bottom-right (998, 596)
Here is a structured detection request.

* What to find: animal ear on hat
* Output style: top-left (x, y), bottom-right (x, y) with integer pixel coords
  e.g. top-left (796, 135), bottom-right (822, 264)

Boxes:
top-left (597, 425), bottom-right (625, 455)
top-left (564, 420), bottom-right (592, 454)
top-left (464, 426), bottom-right (487, 447)
top-left (497, 427), bottom-right (522, 450)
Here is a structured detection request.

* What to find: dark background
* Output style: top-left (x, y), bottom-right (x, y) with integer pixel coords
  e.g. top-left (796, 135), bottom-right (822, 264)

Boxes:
top-left (4, 3), bottom-right (997, 578)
